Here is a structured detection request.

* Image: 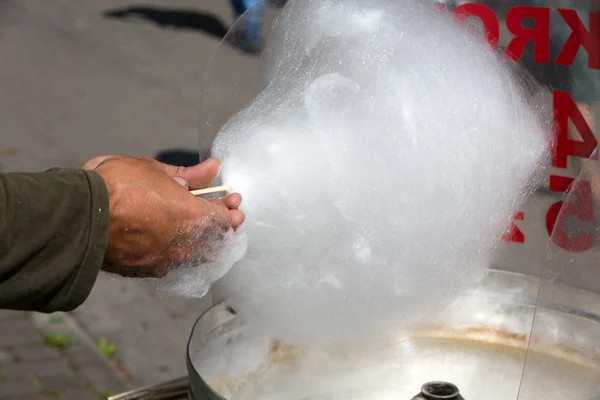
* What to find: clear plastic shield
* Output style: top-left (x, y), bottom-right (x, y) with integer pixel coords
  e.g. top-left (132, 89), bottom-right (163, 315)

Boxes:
top-left (199, 1), bottom-right (280, 152)
top-left (193, 1), bottom-right (600, 399)
top-left (518, 149), bottom-right (600, 400)
top-left (506, 2), bottom-right (600, 399)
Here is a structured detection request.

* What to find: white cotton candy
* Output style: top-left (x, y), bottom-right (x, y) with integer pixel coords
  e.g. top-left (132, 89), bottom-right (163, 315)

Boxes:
top-left (203, 0), bottom-right (549, 348)
top-left (154, 227), bottom-right (248, 298)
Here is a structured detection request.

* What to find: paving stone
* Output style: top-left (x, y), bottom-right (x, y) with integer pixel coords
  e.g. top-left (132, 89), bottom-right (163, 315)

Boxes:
top-left (0, 380), bottom-right (38, 397)
top-left (3, 359), bottom-right (72, 379)
top-left (36, 374), bottom-right (86, 391)
top-left (64, 344), bottom-right (105, 367)
top-left (14, 345), bottom-right (61, 361)
top-left (1, 308), bottom-right (130, 398)
top-left (0, 320), bottom-right (43, 346)
top-left (60, 388), bottom-right (98, 400)
top-left (0, 348), bottom-right (13, 364)
top-left (0, 317), bottom-right (38, 332)
top-left (0, 311), bottom-right (28, 322)
top-left (79, 365), bottom-right (127, 393)
top-left (9, 395), bottom-right (45, 400)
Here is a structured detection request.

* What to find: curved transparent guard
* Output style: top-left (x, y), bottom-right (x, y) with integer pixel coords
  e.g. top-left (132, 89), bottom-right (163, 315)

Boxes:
top-left (199, 0), bottom-right (281, 152)
top-left (518, 148), bottom-right (600, 400)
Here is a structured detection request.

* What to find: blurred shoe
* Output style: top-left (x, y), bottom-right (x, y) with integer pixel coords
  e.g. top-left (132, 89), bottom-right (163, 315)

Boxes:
top-left (268, 0), bottom-right (287, 7)
top-left (228, 23), bottom-right (265, 54)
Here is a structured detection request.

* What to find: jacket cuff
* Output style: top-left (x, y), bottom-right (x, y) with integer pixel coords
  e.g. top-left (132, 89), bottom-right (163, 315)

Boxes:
top-left (51, 170), bottom-right (110, 311)
top-left (35, 169), bottom-right (108, 312)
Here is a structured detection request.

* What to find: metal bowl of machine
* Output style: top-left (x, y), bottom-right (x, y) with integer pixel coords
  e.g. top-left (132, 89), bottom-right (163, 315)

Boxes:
top-left (186, 268), bottom-right (600, 400)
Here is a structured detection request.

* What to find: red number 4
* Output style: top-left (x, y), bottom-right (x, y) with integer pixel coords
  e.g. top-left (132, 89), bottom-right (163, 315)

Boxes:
top-left (545, 175), bottom-right (595, 252)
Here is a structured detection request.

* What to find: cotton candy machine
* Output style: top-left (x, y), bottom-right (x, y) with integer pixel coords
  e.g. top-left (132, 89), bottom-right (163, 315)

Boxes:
top-left (186, 272), bottom-right (600, 400)
top-left (111, 1), bottom-right (600, 399)
top-left (192, 1), bottom-right (600, 397)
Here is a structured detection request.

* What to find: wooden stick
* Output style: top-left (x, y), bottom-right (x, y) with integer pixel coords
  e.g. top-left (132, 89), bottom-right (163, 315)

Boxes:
top-left (190, 185), bottom-right (229, 196)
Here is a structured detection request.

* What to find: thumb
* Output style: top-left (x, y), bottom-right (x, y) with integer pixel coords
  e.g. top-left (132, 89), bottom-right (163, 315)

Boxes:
top-left (161, 158), bottom-right (221, 190)
top-left (173, 176), bottom-right (189, 189)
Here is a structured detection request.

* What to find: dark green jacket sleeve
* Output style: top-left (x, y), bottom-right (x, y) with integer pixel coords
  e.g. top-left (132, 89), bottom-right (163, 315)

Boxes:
top-left (0, 168), bottom-right (109, 312)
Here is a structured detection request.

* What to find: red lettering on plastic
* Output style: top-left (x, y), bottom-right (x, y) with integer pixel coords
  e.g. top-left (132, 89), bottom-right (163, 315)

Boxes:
top-left (454, 3), bottom-right (500, 48)
top-left (556, 10), bottom-right (600, 69)
top-left (551, 91), bottom-right (598, 169)
top-left (505, 6), bottom-right (550, 62)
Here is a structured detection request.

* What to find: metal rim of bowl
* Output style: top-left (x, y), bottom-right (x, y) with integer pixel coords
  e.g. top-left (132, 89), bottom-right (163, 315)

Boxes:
top-left (186, 303), bottom-right (230, 400)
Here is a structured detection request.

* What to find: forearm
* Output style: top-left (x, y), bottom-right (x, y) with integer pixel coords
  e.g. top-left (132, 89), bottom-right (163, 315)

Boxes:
top-left (0, 168), bottom-right (109, 312)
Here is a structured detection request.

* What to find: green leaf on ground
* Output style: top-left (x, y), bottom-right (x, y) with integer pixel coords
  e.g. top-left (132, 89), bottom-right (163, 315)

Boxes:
top-left (43, 334), bottom-right (71, 349)
top-left (101, 390), bottom-right (116, 399)
top-left (97, 339), bottom-right (118, 359)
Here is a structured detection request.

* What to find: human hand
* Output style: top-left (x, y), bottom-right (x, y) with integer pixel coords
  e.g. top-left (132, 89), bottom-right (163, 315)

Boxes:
top-left (81, 155), bottom-right (245, 278)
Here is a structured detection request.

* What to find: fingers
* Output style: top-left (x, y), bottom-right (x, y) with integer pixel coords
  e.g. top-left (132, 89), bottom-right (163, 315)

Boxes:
top-left (182, 158), bottom-right (221, 189)
top-left (160, 158), bottom-right (221, 190)
top-left (222, 193), bottom-right (242, 209)
top-left (210, 198), bottom-right (245, 229)
top-left (208, 198), bottom-right (232, 220)
top-left (206, 198), bottom-right (244, 229)
top-left (220, 193), bottom-right (244, 229)
top-left (230, 209), bottom-right (245, 229)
